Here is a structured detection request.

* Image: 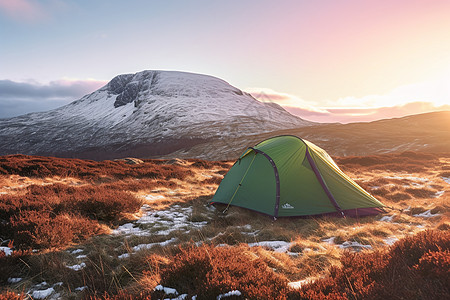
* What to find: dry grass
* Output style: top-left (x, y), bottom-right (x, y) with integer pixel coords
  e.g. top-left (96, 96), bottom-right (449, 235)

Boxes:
top-left (0, 151), bottom-right (449, 298)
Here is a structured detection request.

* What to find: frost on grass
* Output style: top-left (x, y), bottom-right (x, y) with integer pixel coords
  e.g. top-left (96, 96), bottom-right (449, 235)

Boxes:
top-left (70, 249), bottom-right (84, 254)
top-left (137, 204), bottom-right (208, 234)
top-left (66, 262), bottom-right (86, 271)
top-left (217, 290), bottom-right (242, 299)
top-left (338, 241), bottom-right (372, 250)
top-left (434, 190), bottom-right (445, 197)
top-left (322, 237), bottom-right (335, 244)
top-left (113, 222), bottom-right (150, 236)
top-left (31, 287), bottom-right (55, 299)
top-left (114, 204), bottom-right (208, 237)
top-left (413, 209), bottom-right (440, 218)
top-left (442, 177), bottom-right (450, 184)
top-left (384, 236), bottom-right (399, 245)
top-left (379, 214), bottom-right (395, 222)
top-left (7, 278), bottom-right (22, 284)
top-left (0, 246), bottom-right (13, 256)
top-left (248, 240), bottom-right (293, 253)
top-left (322, 237), bottom-right (371, 251)
top-left (118, 237), bottom-right (178, 259)
top-left (154, 284), bottom-right (178, 296)
top-left (132, 237), bottom-right (177, 252)
top-left (118, 253), bottom-right (130, 260)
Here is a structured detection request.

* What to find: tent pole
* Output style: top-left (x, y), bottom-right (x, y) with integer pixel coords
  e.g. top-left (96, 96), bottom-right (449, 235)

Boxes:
top-left (223, 152), bottom-right (257, 213)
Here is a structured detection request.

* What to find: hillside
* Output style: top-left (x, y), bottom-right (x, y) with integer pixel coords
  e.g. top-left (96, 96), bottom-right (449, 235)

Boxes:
top-left (167, 111), bottom-right (450, 160)
top-left (0, 152), bottom-right (448, 298)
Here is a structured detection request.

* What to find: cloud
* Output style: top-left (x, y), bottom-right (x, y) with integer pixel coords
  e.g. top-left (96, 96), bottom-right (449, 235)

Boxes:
top-left (245, 87), bottom-right (326, 114)
top-left (0, 0), bottom-right (46, 22)
top-left (0, 79), bottom-right (107, 119)
top-left (247, 76), bottom-right (450, 123)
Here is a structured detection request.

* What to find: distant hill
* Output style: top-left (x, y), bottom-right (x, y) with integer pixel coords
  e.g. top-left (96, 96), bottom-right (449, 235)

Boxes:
top-left (166, 111), bottom-right (450, 160)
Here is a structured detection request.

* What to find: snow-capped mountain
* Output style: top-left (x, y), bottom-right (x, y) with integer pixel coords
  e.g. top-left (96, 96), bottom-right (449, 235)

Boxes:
top-left (0, 70), bottom-right (313, 159)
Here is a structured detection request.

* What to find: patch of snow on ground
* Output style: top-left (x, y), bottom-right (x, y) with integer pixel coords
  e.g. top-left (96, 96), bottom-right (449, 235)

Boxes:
top-left (66, 262), bottom-right (86, 271)
top-left (322, 237), bottom-right (335, 244)
top-left (113, 222), bottom-right (150, 236)
top-left (70, 249), bottom-right (83, 254)
top-left (118, 253), bottom-right (130, 260)
top-left (434, 191), bottom-right (445, 197)
top-left (76, 254), bottom-right (87, 259)
top-left (137, 204), bottom-right (208, 234)
top-left (132, 237), bottom-right (178, 252)
top-left (413, 210), bottom-right (440, 218)
top-left (75, 286), bottom-right (87, 292)
top-left (386, 176), bottom-right (428, 182)
top-left (217, 290), bottom-right (242, 299)
top-left (442, 177), bottom-right (450, 184)
top-left (145, 194), bottom-right (166, 201)
top-left (115, 204), bottom-right (208, 237)
top-left (339, 241), bottom-right (372, 250)
top-left (384, 236), bottom-right (399, 245)
top-left (248, 241), bottom-right (292, 253)
top-left (154, 284), bottom-right (178, 296)
top-left (379, 214), bottom-right (395, 222)
top-left (31, 288), bottom-right (55, 299)
top-left (7, 278), bottom-right (22, 284)
top-left (0, 246), bottom-right (12, 256)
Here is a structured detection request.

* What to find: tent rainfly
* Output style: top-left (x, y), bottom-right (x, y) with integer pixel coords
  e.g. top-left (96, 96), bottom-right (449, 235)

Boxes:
top-left (209, 135), bottom-right (385, 218)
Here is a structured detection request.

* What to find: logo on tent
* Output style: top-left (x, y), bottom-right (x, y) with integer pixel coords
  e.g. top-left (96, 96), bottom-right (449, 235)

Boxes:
top-left (282, 203), bottom-right (294, 209)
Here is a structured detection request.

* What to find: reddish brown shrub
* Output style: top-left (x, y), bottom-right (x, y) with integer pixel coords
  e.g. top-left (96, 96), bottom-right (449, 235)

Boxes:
top-left (59, 186), bottom-right (142, 223)
top-left (156, 244), bottom-right (289, 300)
top-left (10, 211), bottom-right (102, 249)
top-left (0, 182), bottom-right (141, 250)
top-left (415, 250), bottom-right (450, 282)
top-left (0, 155), bottom-right (193, 181)
top-left (188, 159), bottom-right (231, 169)
top-left (291, 230), bottom-right (450, 300)
top-left (0, 291), bottom-right (25, 300)
top-left (389, 230), bottom-right (450, 267)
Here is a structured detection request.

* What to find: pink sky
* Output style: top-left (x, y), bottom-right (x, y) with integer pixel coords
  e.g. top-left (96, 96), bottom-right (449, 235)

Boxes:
top-left (0, 0), bottom-right (449, 122)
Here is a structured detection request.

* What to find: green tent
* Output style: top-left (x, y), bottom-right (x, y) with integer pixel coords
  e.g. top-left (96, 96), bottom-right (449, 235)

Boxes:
top-left (210, 135), bottom-right (384, 218)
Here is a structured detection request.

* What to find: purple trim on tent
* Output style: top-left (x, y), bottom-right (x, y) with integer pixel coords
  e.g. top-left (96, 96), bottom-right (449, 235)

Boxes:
top-left (305, 147), bottom-right (345, 217)
top-left (208, 202), bottom-right (385, 219)
top-left (249, 147), bottom-right (281, 219)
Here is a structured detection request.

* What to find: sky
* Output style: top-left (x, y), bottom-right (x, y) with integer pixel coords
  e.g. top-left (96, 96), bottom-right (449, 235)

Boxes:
top-left (1, 0), bottom-right (449, 123)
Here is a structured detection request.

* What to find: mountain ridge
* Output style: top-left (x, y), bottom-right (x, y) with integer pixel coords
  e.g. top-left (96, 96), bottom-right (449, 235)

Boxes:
top-left (0, 70), bottom-right (313, 160)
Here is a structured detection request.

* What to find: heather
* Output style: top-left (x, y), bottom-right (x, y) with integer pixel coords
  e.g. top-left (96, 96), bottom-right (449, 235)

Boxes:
top-left (0, 152), bottom-right (448, 299)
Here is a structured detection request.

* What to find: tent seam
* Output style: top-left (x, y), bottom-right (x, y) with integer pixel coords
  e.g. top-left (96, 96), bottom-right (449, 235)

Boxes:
top-left (249, 147), bottom-right (281, 219)
top-left (305, 147), bottom-right (345, 217)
